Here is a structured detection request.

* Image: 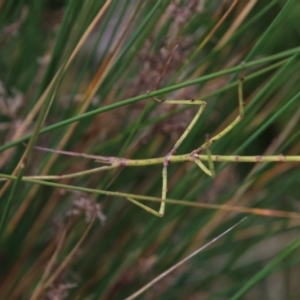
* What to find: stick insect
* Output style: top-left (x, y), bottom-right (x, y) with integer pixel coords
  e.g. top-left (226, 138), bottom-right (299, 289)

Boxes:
top-left (25, 66), bottom-right (300, 217)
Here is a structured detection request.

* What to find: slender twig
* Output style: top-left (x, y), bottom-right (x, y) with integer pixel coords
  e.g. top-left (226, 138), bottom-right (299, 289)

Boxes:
top-left (1, 173), bottom-right (300, 219)
top-left (125, 217), bottom-right (247, 300)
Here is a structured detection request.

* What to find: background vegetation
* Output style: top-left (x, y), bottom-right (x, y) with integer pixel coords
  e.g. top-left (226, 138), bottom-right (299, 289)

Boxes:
top-left (1, 0), bottom-right (300, 299)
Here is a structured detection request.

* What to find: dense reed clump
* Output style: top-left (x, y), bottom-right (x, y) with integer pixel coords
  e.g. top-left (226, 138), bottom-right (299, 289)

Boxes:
top-left (1, 1), bottom-right (300, 299)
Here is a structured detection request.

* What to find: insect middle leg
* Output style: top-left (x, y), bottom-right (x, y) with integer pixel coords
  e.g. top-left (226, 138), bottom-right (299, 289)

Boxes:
top-left (127, 99), bottom-right (208, 217)
top-left (158, 99), bottom-right (209, 216)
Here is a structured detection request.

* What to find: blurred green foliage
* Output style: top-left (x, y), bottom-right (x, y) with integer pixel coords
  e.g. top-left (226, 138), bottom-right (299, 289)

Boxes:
top-left (1, 0), bottom-right (300, 299)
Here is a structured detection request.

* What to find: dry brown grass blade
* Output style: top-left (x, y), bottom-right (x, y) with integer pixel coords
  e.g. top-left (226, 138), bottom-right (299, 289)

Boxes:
top-left (138, 198), bottom-right (300, 219)
top-left (183, 0), bottom-right (239, 69)
top-left (216, 0), bottom-right (257, 49)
